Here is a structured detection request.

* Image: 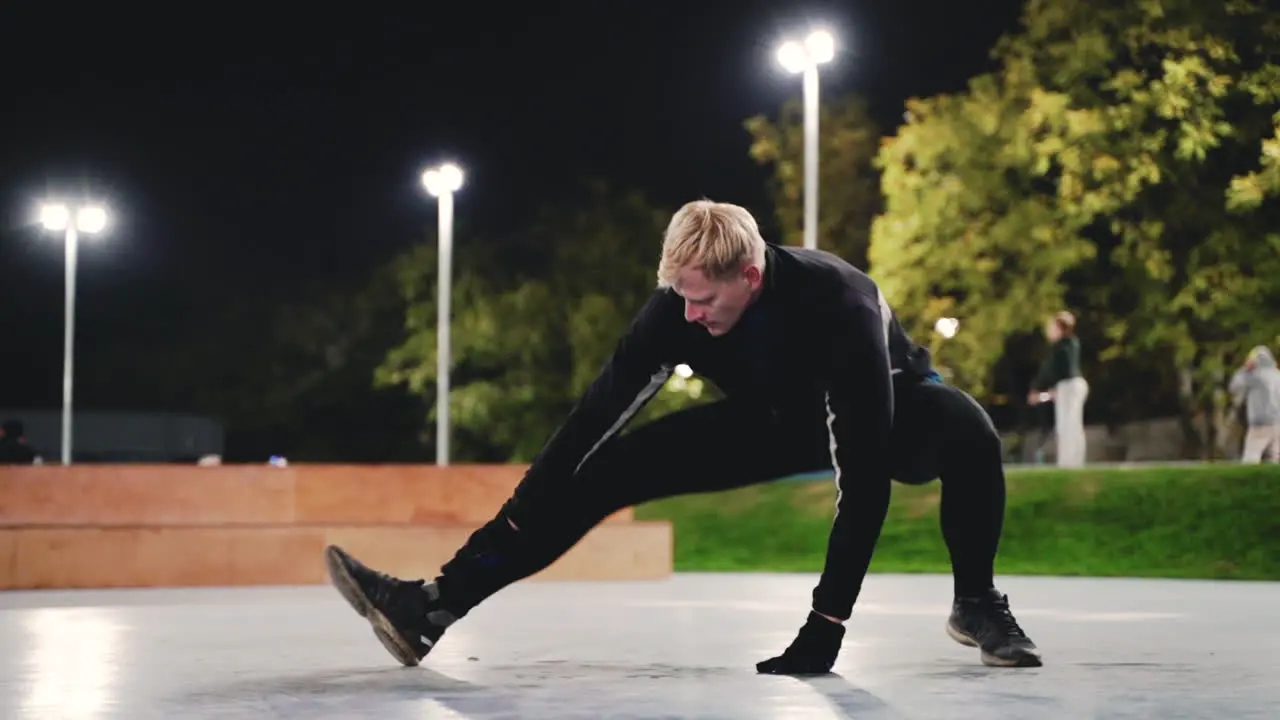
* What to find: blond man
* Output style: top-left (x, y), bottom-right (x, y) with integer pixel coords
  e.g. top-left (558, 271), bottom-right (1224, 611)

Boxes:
top-left (325, 200), bottom-right (1041, 674)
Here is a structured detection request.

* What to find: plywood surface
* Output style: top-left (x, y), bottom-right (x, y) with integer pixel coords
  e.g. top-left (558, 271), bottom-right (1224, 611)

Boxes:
top-left (0, 464), bottom-right (633, 526)
top-left (0, 522), bottom-right (672, 589)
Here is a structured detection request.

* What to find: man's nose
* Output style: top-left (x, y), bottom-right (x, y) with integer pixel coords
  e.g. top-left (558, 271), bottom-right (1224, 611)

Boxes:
top-left (684, 302), bottom-right (702, 323)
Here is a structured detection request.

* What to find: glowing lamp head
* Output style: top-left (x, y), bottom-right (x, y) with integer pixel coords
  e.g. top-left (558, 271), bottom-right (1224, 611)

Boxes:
top-left (39, 203), bottom-right (70, 231)
top-left (77, 206), bottom-right (108, 233)
top-left (422, 163), bottom-right (464, 197)
top-left (777, 41), bottom-right (808, 74)
top-left (934, 317), bottom-right (959, 339)
top-left (805, 30), bottom-right (835, 64)
top-left (777, 30), bottom-right (836, 73)
top-left (39, 203), bottom-right (108, 234)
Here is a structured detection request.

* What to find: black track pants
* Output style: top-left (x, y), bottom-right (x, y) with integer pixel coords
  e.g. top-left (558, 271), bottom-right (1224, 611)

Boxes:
top-left (435, 378), bottom-right (1006, 615)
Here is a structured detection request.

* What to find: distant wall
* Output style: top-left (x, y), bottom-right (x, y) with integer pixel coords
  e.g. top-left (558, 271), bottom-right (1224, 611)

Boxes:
top-left (1002, 416), bottom-right (1221, 463)
top-left (0, 408), bottom-right (224, 462)
top-left (0, 463), bottom-right (670, 589)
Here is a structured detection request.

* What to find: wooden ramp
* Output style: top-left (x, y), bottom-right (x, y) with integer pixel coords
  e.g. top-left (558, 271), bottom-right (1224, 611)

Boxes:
top-left (0, 464), bottom-right (672, 589)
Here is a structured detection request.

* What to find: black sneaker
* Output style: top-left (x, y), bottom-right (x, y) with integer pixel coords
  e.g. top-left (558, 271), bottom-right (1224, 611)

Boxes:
top-left (324, 545), bottom-right (456, 667)
top-left (946, 589), bottom-right (1042, 667)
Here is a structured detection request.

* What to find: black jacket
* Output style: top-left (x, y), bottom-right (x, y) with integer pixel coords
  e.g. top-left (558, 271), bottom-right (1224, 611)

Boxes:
top-left (1031, 336), bottom-right (1081, 390)
top-left (524, 244), bottom-right (938, 617)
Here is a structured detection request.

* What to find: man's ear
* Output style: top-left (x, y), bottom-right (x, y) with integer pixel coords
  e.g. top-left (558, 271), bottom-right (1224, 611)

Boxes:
top-left (743, 264), bottom-right (763, 288)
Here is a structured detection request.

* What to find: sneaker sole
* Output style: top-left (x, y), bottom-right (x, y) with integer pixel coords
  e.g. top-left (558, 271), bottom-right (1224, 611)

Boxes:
top-left (946, 620), bottom-right (1043, 668)
top-left (323, 545), bottom-right (424, 668)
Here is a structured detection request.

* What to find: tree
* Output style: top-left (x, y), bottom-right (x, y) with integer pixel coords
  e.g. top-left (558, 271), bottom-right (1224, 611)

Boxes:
top-left (744, 95), bottom-right (883, 267)
top-left (994, 0), bottom-right (1280, 455)
top-left (869, 73), bottom-right (1099, 399)
top-left (166, 269), bottom-right (428, 462)
top-left (376, 182), bottom-right (715, 462)
top-left (869, 0), bottom-right (1280, 454)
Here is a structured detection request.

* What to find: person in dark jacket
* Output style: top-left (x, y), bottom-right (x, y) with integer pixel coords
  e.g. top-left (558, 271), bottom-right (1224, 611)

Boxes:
top-left (0, 420), bottom-right (39, 464)
top-left (325, 200), bottom-right (1042, 674)
top-left (1028, 311), bottom-right (1089, 467)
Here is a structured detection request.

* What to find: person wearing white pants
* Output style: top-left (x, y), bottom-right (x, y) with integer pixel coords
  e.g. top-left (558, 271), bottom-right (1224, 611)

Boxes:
top-left (1052, 375), bottom-right (1089, 467)
top-left (1028, 311), bottom-right (1088, 467)
top-left (1228, 346), bottom-right (1280, 463)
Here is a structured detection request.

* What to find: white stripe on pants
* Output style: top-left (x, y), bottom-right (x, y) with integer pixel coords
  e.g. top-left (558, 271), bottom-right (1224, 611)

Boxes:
top-left (1054, 376), bottom-right (1089, 467)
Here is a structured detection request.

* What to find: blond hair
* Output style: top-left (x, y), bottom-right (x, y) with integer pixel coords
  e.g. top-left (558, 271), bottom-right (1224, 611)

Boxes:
top-left (657, 200), bottom-right (767, 288)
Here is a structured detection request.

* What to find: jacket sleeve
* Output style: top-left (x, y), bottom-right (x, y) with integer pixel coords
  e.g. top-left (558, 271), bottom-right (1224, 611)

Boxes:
top-left (1228, 368), bottom-right (1247, 401)
top-left (515, 289), bottom-right (678, 494)
top-left (1031, 345), bottom-right (1058, 390)
top-left (810, 288), bottom-right (896, 620)
top-left (1031, 340), bottom-right (1071, 391)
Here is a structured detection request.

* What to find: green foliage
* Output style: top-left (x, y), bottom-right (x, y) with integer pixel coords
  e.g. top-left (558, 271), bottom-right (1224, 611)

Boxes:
top-left (744, 95), bottom-right (882, 266)
top-left (1001, 0), bottom-right (1280, 453)
top-left (870, 76), bottom-right (1097, 398)
top-left (635, 463), bottom-right (1280, 579)
top-left (376, 182), bottom-right (716, 462)
top-left (865, 0), bottom-right (1280, 438)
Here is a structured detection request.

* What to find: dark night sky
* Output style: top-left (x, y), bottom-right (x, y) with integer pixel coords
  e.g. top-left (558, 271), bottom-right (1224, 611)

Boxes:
top-left (1, 0), bottom-right (1025, 412)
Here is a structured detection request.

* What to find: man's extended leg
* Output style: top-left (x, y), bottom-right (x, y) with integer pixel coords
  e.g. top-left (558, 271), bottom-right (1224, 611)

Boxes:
top-left (890, 378), bottom-right (1041, 668)
top-left (326, 398), bottom-right (819, 666)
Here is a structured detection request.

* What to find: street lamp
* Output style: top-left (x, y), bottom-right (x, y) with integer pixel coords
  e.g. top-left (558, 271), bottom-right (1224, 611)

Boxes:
top-left (421, 162), bottom-right (464, 466)
top-left (934, 317), bottom-right (959, 339)
top-left (38, 201), bottom-right (109, 465)
top-left (776, 28), bottom-right (835, 251)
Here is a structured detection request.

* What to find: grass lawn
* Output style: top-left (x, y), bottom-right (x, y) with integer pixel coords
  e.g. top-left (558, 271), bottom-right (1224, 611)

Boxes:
top-left (634, 463), bottom-right (1280, 580)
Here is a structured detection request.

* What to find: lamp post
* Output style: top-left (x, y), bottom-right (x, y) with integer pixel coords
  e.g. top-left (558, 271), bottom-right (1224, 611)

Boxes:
top-left (38, 202), bottom-right (109, 465)
top-left (776, 29), bottom-right (836, 251)
top-left (421, 163), bottom-right (464, 466)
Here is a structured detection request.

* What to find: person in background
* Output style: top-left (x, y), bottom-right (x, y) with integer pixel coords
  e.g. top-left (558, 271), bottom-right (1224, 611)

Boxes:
top-left (1228, 346), bottom-right (1280, 463)
top-left (1028, 311), bottom-right (1088, 467)
top-left (0, 420), bottom-right (40, 465)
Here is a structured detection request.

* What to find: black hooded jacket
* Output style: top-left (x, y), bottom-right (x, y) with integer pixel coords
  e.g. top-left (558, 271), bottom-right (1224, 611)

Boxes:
top-left (520, 243), bottom-right (939, 618)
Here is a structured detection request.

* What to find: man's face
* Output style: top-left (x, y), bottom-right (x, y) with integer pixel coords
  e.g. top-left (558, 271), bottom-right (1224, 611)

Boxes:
top-left (673, 264), bottom-right (762, 336)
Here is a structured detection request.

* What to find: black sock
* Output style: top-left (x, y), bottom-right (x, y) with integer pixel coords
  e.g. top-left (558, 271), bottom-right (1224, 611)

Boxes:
top-left (954, 586), bottom-right (998, 602)
top-left (954, 572), bottom-right (995, 600)
top-left (420, 582), bottom-right (459, 629)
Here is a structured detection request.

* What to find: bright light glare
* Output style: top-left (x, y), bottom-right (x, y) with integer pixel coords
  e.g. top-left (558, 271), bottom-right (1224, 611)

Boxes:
top-left (777, 30), bottom-right (836, 73)
top-left (806, 30), bottom-right (835, 63)
top-left (422, 162), bottom-right (465, 197)
top-left (674, 363), bottom-right (694, 379)
top-left (25, 607), bottom-right (121, 719)
top-left (40, 203), bottom-right (70, 231)
top-left (39, 203), bottom-right (108, 234)
top-left (934, 317), bottom-right (959, 339)
top-left (776, 41), bottom-right (808, 74)
top-left (77, 206), bottom-right (108, 234)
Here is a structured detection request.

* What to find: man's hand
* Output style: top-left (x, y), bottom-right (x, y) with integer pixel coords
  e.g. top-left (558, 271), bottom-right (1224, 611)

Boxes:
top-left (756, 611), bottom-right (845, 675)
